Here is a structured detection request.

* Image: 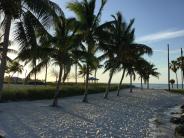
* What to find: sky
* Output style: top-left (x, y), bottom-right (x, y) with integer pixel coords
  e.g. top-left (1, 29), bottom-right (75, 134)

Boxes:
top-left (8, 0), bottom-right (184, 84)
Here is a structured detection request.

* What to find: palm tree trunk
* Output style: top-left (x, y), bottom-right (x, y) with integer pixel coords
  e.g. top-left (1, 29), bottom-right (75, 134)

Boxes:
top-left (82, 64), bottom-right (89, 102)
top-left (34, 71), bottom-right (37, 85)
top-left (141, 77), bottom-right (143, 89)
top-left (181, 70), bottom-right (183, 89)
top-left (55, 76), bottom-right (57, 83)
top-left (45, 63), bottom-right (48, 86)
top-left (24, 70), bottom-right (27, 85)
top-left (181, 48), bottom-right (183, 89)
top-left (176, 73), bottom-right (178, 89)
top-left (94, 69), bottom-right (97, 83)
top-left (63, 65), bottom-right (65, 83)
top-left (147, 79), bottom-right (149, 89)
top-left (168, 44), bottom-right (171, 91)
top-left (0, 15), bottom-right (11, 100)
top-left (34, 60), bottom-right (37, 86)
top-left (117, 69), bottom-right (126, 96)
top-left (16, 73), bottom-right (19, 84)
top-left (130, 73), bottom-right (133, 93)
top-left (75, 63), bottom-right (77, 84)
top-left (52, 64), bottom-right (63, 107)
top-left (104, 69), bottom-right (114, 99)
top-left (183, 70), bottom-right (184, 89)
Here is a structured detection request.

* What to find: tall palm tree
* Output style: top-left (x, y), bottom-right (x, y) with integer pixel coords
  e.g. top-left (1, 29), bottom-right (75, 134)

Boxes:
top-left (103, 58), bottom-right (120, 98)
top-left (170, 60), bottom-right (179, 89)
top-left (44, 15), bottom-right (80, 107)
top-left (15, 11), bottom-right (47, 84)
top-left (68, 0), bottom-right (107, 102)
top-left (0, 0), bottom-right (61, 100)
top-left (98, 12), bottom-right (152, 97)
top-left (177, 56), bottom-right (184, 88)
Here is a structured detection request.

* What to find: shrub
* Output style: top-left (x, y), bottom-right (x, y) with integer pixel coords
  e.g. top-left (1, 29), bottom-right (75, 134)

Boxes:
top-left (1, 83), bottom-right (130, 101)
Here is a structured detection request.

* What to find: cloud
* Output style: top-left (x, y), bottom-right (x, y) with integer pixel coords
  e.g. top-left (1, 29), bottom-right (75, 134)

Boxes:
top-left (136, 29), bottom-right (184, 43)
top-left (153, 49), bottom-right (181, 54)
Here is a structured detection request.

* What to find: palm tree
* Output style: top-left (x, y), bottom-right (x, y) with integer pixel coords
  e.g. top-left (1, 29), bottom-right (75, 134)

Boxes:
top-left (135, 59), bottom-right (150, 90)
top-left (68, 0), bottom-right (107, 102)
top-left (6, 61), bottom-right (23, 77)
top-left (144, 63), bottom-right (160, 89)
top-left (6, 61), bottom-right (23, 85)
top-left (78, 64), bottom-right (92, 83)
top-left (170, 60), bottom-right (179, 89)
top-left (44, 15), bottom-right (80, 107)
top-left (169, 79), bottom-right (175, 89)
top-left (15, 11), bottom-right (47, 85)
top-left (103, 58), bottom-right (120, 98)
top-left (93, 63), bottom-right (103, 83)
top-left (177, 56), bottom-right (184, 88)
top-left (98, 12), bottom-right (152, 96)
top-left (51, 69), bottom-right (59, 83)
top-left (0, 0), bottom-right (61, 99)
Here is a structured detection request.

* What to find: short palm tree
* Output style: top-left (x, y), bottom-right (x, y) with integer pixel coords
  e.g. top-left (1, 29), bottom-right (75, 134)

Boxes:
top-left (169, 79), bottom-right (175, 89)
top-left (6, 61), bottom-right (23, 85)
top-left (144, 63), bottom-right (160, 89)
top-left (170, 60), bottom-right (179, 89)
top-left (68, 0), bottom-right (107, 102)
top-left (51, 69), bottom-right (59, 83)
top-left (135, 59), bottom-right (150, 90)
top-left (78, 64), bottom-right (92, 83)
top-left (93, 63), bottom-right (103, 83)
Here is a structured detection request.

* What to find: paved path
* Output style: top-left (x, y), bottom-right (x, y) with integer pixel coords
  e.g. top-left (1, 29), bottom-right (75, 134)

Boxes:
top-left (0, 89), bottom-right (183, 138)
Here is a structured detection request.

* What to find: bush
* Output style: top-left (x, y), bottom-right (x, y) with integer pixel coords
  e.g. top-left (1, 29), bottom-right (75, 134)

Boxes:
top-left (1, 83), bottom-right (130, 102)
top-left (175, 125), bottom-right (184, 136)
top-left (170, 89), bottom-right (184, 94)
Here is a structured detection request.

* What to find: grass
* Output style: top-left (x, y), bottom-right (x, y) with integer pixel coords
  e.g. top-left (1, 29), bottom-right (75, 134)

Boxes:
top-left (1, 83), bottom-right (131, 102)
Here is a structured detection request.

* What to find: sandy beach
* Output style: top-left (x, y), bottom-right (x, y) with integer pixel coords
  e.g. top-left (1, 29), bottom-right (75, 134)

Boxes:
top-left (0, 89), bottom-right (183, 138)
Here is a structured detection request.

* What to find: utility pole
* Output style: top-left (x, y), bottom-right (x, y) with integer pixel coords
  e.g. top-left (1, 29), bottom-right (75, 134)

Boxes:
top-left (181, 48), bottom-right (183, 89)
top-left (168, 44), bottom-right (170, 91)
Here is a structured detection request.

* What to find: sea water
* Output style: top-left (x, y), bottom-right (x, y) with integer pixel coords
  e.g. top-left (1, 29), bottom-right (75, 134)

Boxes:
top-left (133, 83), bottom-right (184, 89)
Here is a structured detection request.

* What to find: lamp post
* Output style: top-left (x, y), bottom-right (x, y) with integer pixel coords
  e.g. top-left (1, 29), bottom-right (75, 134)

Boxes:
top-left (168, 44), bottom-right (170, 91)
top-left (181, 48), bottom-right (183, 89)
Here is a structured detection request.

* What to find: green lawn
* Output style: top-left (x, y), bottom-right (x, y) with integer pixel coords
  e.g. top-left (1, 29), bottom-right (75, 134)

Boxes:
top-left (1, 83), bottom-right (131, 101)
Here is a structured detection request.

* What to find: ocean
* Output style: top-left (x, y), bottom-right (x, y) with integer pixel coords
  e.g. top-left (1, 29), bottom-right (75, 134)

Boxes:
top-left (133, 83), bottom-right (184, 90)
